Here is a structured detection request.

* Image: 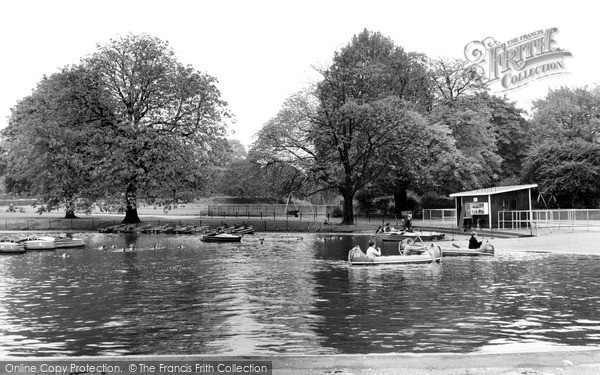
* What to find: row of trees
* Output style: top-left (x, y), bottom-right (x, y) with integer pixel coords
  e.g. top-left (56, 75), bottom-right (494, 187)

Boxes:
top-left (2, 30), bottom-right (599, 224)
top-left (214, 30), bottom-right (600, 224)
top-left (1, 34), bottom-right (231, 222)
top-left (215, 30), bottom-right (529, 224)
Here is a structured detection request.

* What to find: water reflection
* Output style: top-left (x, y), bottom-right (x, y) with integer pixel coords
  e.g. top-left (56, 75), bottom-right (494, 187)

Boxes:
top-left (0, 233), bottom-right (599, 356)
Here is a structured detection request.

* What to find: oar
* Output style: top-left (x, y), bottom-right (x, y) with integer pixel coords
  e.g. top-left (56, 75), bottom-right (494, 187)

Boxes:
top-left (415, 233), bottom-right (425, 246)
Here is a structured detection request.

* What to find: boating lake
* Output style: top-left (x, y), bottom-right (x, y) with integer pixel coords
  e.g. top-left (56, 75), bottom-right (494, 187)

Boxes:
top-left (1, 232), bottom-right (600, 356)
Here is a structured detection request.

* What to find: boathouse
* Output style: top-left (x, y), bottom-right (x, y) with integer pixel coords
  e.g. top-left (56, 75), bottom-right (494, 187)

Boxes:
top-left (449, 184), bottom-right (538, 229)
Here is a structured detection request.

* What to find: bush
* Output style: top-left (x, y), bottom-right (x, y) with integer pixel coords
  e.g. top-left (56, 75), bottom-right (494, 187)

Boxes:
top-left (331, 206), bottom-right (343, 217)
top-left (421, 193), bottom-right (454, 209)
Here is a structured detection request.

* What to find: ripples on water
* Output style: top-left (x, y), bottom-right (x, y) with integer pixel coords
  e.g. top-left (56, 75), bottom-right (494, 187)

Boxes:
top-left (0, 232), bottom-right (599, 356)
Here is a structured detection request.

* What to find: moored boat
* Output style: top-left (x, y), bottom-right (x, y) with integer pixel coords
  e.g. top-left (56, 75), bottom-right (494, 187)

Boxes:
top-left (201, 233), bottom-right (242, 243)
top-left (348, 244), bottom-right (442, 265)
top-left (18, 236), bottom-right (56, 250)
top-left (53, 235), bottom-right (85, 248)
top-left (230, 225), bottom-right (255, 235)
top-left (380, 230), bottom-right (445, 242)
top-left (442, 242), bottom-right (495, 257)
top-left (0, 237), bottom-right (26, 254)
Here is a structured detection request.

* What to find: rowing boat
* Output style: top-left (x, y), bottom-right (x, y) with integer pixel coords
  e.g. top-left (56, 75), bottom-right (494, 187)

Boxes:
top-left (441, 242), bottom-right (495, 257)
top-left (0, 237), bottom-right (26, 254)
top-left (18, 236), bottom-right (56, 250)
top-left (201, 233), bottom-right (242, 243)
top-left (53, 235), bottom-right (85, 248)
top-left (348, 244), bottom-right (442, 265)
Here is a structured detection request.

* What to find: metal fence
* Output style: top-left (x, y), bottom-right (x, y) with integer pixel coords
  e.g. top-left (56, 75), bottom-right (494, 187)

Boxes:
top-left (206, 204), bottom-right (335, 220)
top-left (498, 209), bottom-right (600, 234)
top-left (421, 209), bottom-right (457, 227)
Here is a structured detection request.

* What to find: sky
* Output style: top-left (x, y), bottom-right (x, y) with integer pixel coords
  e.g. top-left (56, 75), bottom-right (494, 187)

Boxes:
top-left (0, 0), bottom-right (598, 148)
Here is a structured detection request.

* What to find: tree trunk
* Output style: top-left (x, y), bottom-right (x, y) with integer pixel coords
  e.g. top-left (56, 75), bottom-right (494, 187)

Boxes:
top-left (341, 190), bottom-right (355, 225)
top-left (64, 210), bottom-right (78, 219)
top-left (122, 183), bottom-right (141, 224)
top-left (393, 188), bottom-right (408, 216)
top-left (64, 199), bottom-right (78, 219)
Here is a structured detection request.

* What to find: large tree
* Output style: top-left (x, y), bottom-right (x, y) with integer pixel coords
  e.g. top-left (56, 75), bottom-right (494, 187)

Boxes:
top-left (2, 34), bottom-right (230, 222)
top-left (428, 95), bottom-right (503, 189)
top-left (530, 86), bottom-right (600, 144)
top-left (523, 86), bottom-right (600, 208)
top-left (484, 93), bottom-right (531, 181)
top-left (2, 67), bottom-right (108, 217)
top-left (377, 113), bottom-right (471, 213)
top-left (523, 140), bottom-right (600, 208)
top-left (84, 34), bottom-right (231, 222)
top-left (255, 30), bottom-right (433, 224)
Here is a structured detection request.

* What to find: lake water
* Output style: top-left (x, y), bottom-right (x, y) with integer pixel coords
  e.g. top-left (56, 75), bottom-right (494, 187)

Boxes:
top-left (1, 232), bottom-right (600, 356)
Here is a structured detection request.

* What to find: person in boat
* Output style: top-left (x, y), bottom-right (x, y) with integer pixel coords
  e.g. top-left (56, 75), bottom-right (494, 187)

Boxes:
top-left (384, 223), bottom-right (392, 232)
top-left (375, 226), bottom-right (384, 233)
top-left (404, 213), bottom-right (413, 232)
top-left (399, 239), bottom-right (424, 255)
top-left (366, 240), bottom-right (381, 259)
top-left (468, 232), bottom-right (482, 249)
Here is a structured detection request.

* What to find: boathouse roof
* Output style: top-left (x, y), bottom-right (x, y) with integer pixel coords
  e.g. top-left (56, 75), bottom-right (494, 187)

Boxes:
top-left (449, 184), bottom-right (538, 198)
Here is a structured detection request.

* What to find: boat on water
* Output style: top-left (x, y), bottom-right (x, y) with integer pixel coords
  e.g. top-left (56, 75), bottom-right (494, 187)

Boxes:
top-left (230, 225), bottom-right (255, 235)
top-left (442, 242), bottom-right (495, 257)
top-left (379, 230), bottom-right (445, 242)
top-left (348, 244), bottom-right (442, 265)
top-left (18, 236), bottom-right (56, 250)
top-left (53, 235), bottom-right (85, 248)
top-left (201, 233), bottom-right (242, 243)
top-left (0, 237), bottom-right (26, 254)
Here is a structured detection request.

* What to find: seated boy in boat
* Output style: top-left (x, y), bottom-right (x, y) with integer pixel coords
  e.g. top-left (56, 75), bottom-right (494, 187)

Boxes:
top-left (366, 240), bottom-right (381, 258)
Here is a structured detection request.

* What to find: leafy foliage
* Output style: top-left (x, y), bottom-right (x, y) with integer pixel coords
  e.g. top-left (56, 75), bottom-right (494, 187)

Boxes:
top-left (3, 67), bottom-right (106, 217)
top-left (428, 95), bottom-right (502, 188)
top-left (531, 86), bottom-right (600, 144)
top-left (524, 86), bottom-right (600, 208)
top-left (429, 57), bottom-right (486, 100)
top-left (523, 140), bottom-right (600, 208)
top-left (2, 34), bottom-right (231, 221)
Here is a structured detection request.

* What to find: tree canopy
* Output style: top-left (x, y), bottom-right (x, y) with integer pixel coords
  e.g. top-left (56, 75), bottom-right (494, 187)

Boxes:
top-left (524, 86), bottom-right (600, 208)
top-left (253, 30), bottom-right (540, 222)
top-left (2, 33), bottom-right (231, 221)
top-left (254, 30), bottom-right (443, 223)
top-left (523, 139), bottom-right (600, 208)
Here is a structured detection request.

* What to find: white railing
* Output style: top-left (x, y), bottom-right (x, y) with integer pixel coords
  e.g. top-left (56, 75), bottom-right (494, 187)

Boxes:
top-left (498, 209), bottom-right (600, 234)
